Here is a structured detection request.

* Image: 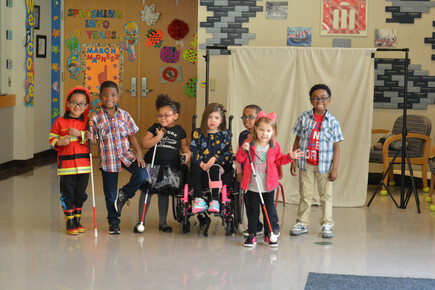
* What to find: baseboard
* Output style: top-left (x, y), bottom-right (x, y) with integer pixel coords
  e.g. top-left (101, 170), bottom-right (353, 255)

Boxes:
top-left (0, 149), bottom-right (57, 181)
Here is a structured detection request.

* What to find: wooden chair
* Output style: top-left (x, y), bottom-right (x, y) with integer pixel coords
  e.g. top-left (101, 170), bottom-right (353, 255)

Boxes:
top-left (426, 145), bottom-right (435, 210)
top-left (369, 115), bottom-right (432, 193)
top-left (275, 165), bottom-right (285, 207)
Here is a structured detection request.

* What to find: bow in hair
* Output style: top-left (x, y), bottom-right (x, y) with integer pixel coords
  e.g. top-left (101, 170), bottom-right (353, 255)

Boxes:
top-left (257, 111), bottom-right (276, 122)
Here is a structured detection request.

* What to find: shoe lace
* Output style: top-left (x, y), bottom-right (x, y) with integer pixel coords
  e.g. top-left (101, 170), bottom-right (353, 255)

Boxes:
top-left (322, 224), bottom-right (332, 231)
top-left (294, 223), bottom-right (304, 230)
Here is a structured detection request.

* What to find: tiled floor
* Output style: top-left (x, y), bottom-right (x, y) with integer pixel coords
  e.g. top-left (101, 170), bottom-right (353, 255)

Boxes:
top-left (1, 162), bottom-right (434, 289)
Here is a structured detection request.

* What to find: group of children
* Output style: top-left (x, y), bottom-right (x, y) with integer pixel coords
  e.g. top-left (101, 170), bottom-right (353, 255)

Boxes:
top-left (50, 81), bottom-right (343, 248)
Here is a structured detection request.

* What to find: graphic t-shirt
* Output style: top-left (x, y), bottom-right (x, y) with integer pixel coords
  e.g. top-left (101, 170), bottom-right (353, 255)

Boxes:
top-left (144, 123), bottom-right (186, 166)
top-left (247, 144), bottom-right (269, 193)
top-left (306, 113), bottom-right (325, 166)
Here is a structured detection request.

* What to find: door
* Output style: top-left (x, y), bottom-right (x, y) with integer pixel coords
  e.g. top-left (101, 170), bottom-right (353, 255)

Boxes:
top-left (64, 0), bottom-right (198, 144)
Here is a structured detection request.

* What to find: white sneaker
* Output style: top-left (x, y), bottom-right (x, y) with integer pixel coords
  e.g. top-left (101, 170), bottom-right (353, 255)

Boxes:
top-left (321, 224), bottom-right (333, 238)
top-left (290, 223), bottom-right (308, 236)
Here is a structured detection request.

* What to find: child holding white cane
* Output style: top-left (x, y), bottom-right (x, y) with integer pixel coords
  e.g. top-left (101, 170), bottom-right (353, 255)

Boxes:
top-left (236, 111), bottom-right (302, 247)
top-left (134, 94), bottom-right (191, 233)
top-left (49, 86), bottom-right (91, 235)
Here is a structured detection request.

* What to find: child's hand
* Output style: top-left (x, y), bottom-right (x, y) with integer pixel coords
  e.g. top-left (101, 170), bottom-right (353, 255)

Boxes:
top-left (206, 157), bottom-right (216, 169)
top-left (289, 147), bottom-right (303, 160)
top-left (199, 161), bottom-right (207, 171)
top-left (180, 153), bottom-right (189, 164)
top-left (290, 162), bottom-right (298, 176)
top-left (57, 136), bottom-right (71, 146)
top-left (136, 155), bottom-right (146, 168)
top-left (155, 127), bottom-right (165, 140)
top-left (329, 168), bottom-right (338, 181)
top-left (68, 128), bottom-right (81, 137)
top-left (242, 142), bottom-right (250, 151)
top-left (85, 130), bottom-right (92, 140)
top-left (236, 173), bottom-right (243, 183)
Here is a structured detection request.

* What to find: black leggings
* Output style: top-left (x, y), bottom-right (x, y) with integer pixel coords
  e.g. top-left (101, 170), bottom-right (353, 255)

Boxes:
top-left (190, 164), bottom-right (229, 200)
top-left (246, 190), bottom-right (275, 236)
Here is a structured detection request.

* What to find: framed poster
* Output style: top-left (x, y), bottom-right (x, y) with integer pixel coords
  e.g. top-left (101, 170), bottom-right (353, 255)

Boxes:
top-left (34, 5), bottom-right (40, 30)
top-left (36, 35), bottom-right (47, 58)
top-left (321, 0), bottom-right (367, 36)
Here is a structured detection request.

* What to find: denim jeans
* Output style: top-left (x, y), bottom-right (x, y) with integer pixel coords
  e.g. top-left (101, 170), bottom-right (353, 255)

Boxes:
top-left (100, 161), bottom-right (148, 225)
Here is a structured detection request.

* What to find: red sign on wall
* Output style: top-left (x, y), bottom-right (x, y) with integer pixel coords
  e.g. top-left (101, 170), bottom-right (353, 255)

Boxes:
top-left (321, 0), bottom-right (367, 36)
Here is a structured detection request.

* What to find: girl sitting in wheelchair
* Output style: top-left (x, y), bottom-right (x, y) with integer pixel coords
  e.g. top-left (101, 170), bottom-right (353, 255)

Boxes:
top-left (190, 103), bottom-right (233, 214)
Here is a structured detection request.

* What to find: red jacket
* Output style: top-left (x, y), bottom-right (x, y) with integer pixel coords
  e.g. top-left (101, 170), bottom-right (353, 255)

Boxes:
top-left (236, 139), bottom-right (292, 192)
top-left (49, 87), bottom-right (91, 176)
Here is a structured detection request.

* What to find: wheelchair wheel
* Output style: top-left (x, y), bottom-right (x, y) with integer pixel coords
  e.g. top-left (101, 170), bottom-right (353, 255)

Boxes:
top-left (225, 219), bottom-right (233, 236)
top-left (172, 192), bottom-right (184, 222)
top-left (233, 188), bottom-right (244, 228)
top-left (181, 219), bottom-right (190, 234)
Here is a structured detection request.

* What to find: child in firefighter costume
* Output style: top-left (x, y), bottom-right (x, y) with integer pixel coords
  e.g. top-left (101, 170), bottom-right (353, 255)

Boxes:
top-left (49, 86), bottom-right (91, 235)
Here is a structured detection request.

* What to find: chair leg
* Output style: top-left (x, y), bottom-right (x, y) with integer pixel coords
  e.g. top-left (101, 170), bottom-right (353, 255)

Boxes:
top-left (275, 188), bottom-right (279, 208)
top-left (388, 167), bottom-right (395, 186)
top-left (275, 183), bottom-right (285, 207)
top-left (279, 182), bottom-right (285, 206)
top-left (422, 165), bottom-right (429, 192)
top-left (428, 173), bottom-right (435, 200)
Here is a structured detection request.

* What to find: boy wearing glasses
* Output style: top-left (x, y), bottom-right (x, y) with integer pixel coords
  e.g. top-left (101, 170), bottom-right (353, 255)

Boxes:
top-left (237, 105), bottom-right (280, 237)
top-left (90, 81), bottom-right (147, 235)
top-left (49, 86), bottom-right (92, 235)
top-left (290, 84), bottom-right (343, 238)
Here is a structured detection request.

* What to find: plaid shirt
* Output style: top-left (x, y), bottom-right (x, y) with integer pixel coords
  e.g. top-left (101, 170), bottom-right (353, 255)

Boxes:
top-left (91, 107), bottom-right (139, 172)
top-left (292, 109), bottom-right (343, 174)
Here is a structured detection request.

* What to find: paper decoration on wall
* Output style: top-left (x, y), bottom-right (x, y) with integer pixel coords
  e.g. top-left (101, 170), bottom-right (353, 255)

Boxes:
top-left (65, 34), bottom-right (81, 80)
top-left (160, 47), bottom-right (180, 63)
top-left (141, 1), bottom-right (160, 26)
top-left (168, 19), bottom-right (189, 40)
top-left (287, 27), bottom-right (312, 46)
top-left (146, 29), bottom-right (164, 48)
top-left (120, 21), bottom-right (138, 62)
top-left (160, 65), bottom-right (183, 83)
top-left (52, 81), bottom-right (60, 92)
top-left (90, 98), bottom-right (103, 113)
top-left (183, 49), bottom-right (197, 64)
top-left (375, 29), bottom-right (397, 47)
top-left (24, 4), bottom-right (34, 107)
top-left (321, 0), bottom-right (367, 36)
top-left (176, 40), bottom-right (184, 49)
top-left (82, 44), bottom-right (123, 96)
top-left (184, 77), bottom-right (197, 98)
top-left (266, 2), bottom-right (288, 19)
top-left (190, 33), bottom-right (198, 48)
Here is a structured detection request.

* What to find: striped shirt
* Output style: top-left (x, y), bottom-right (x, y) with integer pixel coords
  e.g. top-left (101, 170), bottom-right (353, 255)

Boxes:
top-left (91, 107), bottom-right (139, 172)
top-left (292, 109), bottom-right (343, 174)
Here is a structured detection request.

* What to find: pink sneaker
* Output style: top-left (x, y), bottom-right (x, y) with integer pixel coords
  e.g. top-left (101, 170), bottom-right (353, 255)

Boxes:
top-left (208, 200), bottom-right (220, 213)
top-left (192, 198), bottom-right (208, 213)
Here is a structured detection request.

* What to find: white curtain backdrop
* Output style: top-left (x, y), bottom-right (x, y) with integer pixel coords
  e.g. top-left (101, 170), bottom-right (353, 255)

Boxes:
top-left (227, 47), bottom-right (375, 207)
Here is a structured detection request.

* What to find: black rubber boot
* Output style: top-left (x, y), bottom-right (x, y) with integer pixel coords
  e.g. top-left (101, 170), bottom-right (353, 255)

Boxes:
top-left (74, 208), bottom-right (85, 233)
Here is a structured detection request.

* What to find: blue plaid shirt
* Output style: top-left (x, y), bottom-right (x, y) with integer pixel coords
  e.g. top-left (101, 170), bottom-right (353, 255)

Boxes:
top-left (292, 109), bottom-right (343, 174)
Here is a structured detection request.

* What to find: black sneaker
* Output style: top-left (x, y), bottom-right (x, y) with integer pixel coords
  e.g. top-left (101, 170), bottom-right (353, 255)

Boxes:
top-left (109, 223), bottom-right (120, 235)
top-left (159, 224), bottom-right (172, 233)
top-left (244, 234), bottom-right (257, 247)
top-left (114, 188), bottom-right (129, 214)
